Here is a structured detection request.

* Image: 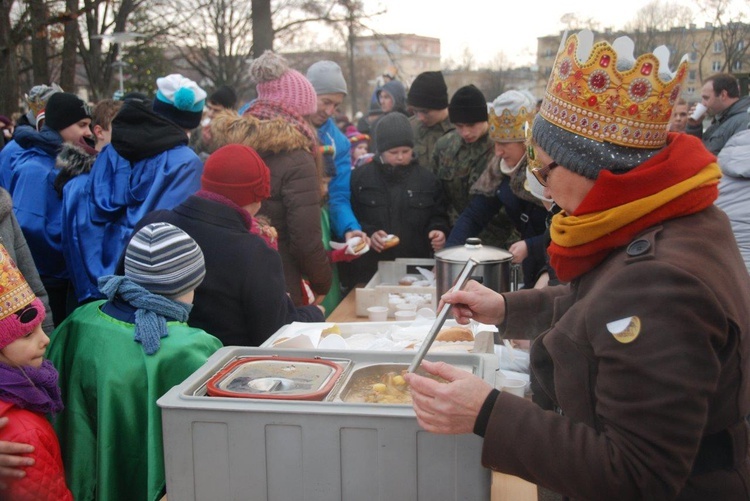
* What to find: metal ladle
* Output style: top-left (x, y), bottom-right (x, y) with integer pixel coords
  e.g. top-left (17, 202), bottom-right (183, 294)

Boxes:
top-left (407, 258), bottom-right (478, 373)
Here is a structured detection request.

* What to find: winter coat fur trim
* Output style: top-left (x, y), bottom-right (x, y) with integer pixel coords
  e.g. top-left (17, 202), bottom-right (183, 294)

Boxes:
top-left (208, 111), bottom-right (312, 155)
top-left (54, 143), bottom-right (97, 197)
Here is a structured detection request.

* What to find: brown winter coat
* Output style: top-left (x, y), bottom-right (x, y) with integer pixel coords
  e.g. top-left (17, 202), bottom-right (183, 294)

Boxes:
top-left (209, 112), bottom-right (332, 305)
top-left (492, 205), bottom-right (750, 500)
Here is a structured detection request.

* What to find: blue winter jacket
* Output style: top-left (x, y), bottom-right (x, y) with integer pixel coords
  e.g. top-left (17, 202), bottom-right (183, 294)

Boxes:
top-left (9, 127), bottom-right (66, 279)
top-left (62, 101), bottom-right (203, 303)
top-left (0, 139), bottom-right (24, 191)
top-left (317, 118), bottom-right (360, 239)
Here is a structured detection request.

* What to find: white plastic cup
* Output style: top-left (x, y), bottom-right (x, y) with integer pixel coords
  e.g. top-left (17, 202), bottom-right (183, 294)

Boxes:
top-left (394, 310), bottom-right (417, 321)
top-left (690, 102), bottom-right (707, 121)
top-left (367, 306), bottom-right (388, 322)
top-left (501, 378), bottom-right (527, 398)
top-left (388, 297), bottom-right (404, 317)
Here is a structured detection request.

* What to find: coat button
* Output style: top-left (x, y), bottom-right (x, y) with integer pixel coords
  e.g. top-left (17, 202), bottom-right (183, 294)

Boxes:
top-left (626, 239), bottom-right (650, 256)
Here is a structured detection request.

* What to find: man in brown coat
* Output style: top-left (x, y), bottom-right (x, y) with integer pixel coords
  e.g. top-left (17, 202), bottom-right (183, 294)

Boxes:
top-left (406, 29), bottom-right (750, 500)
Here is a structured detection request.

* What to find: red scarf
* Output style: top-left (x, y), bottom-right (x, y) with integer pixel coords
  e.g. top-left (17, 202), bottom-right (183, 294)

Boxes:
top-left (548, 133), bottom-right (719, 282)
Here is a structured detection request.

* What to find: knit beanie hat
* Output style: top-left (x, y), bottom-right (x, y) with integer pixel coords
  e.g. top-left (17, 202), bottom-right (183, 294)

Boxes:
top-left (0, 244), bottom-right (45, 350)
top-left (375, 113), bottom-right (414, 154)
top-left (201, 144), bottom-right (271, 206)
top-left (153, 74), bottom-right (207, 130)
top-left (25, 83), bottom-right (63, 126)
top-left (306, 61), bottom-right (347, 96)
top-left (449, 85), bottom-right (488, 124)
top-left (44, 93), bottom-right (92, 132)
top-left (124, 223), bottom-right (206, 300)
top-left (250, 51), bottom-right (317, 116)
top-left (209, 85), bottom-right (237, 109)
top-left (531, 115), bottom-right (660, 180)
top-left (407, 71), bottom-right (449, 110)
top-left (346, 125), bottom-right (369, 146)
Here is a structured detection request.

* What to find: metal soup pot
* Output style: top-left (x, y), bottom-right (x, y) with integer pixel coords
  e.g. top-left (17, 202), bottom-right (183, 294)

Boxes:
top-left (434, 238), bottom-right (515, 298)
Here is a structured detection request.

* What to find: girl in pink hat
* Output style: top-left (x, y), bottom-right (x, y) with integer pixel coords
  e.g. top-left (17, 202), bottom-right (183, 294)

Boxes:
top-left (0, 244), bottom-right (71, 500)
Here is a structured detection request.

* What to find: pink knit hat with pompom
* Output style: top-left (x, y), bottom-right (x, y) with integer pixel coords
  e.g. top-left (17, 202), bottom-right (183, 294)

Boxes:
top-left (0, 244), bottom-right (45, 350)
top-left (249, 51), bottom-right (317, 117)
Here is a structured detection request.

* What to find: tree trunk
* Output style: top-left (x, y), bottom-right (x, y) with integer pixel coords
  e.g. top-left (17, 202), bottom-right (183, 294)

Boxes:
top-left (0, 0), bottom-right (19, 115)
top-left (347, 22), bottom-right (357, 117)
top-left (28, 0), bottom-right (49, 84)
top-left (251, 0), bottom-right (273, 57)
top-left (60, 0), bottom-right (78, 92)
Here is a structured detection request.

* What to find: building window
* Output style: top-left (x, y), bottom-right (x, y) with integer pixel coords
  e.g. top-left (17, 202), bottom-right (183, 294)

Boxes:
top-left (689, 51), bottom-right (698, 62)
top-left (713, 41), bottom-right (723, 53)
top-left (686, 87), bottom-right (695, 94)
top-left (738, 40), bottom-right (745, 51)
top-left (689, 70), bottom-right (697, 81)
top-left (712, 60), bottom-right (722, 71)
top-left (734, 60), bottom-right (742, 71)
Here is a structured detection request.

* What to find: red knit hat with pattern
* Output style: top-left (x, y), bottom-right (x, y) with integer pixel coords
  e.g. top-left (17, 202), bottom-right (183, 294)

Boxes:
top-left (201, 144), bottom-right (271, 206)
top-left (249, 51), bottom-right (317, 116)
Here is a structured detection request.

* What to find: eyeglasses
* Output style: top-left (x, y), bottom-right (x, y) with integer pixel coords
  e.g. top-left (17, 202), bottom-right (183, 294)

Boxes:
top-left (531, 161), bottom-right (559, 187)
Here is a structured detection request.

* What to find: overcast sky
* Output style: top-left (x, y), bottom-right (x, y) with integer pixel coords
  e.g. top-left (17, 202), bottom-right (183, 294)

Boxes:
top-left (366, 0), bottom-right (704, 68)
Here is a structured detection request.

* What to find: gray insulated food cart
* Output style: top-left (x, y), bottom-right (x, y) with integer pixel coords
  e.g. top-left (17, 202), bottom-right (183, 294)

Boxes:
top-left (157, 346), bottom-right (497, 500)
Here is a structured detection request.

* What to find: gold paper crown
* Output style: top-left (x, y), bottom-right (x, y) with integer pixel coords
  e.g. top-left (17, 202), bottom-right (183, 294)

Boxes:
top-left (0, 245), bottom-right (35, 322)
top-left (540, 30), bottom-right (687, 149)
top-left (489, 106), bottom-right (534, 142)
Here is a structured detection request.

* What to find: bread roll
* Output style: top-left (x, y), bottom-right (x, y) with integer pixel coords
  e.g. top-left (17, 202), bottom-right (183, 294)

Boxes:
top-left (353, 240), bottom-right (367, 253)
top-left (436, 326), bottom-right (474, 342)
top-left (382, 234), bottom-right (400, 250)
top-left (399, 276), bottom-right (418, 286)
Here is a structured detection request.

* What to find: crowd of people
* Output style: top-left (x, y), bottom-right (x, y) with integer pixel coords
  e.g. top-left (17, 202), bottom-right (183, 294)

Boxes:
top-left (0, 26), bottom-right (748, 500)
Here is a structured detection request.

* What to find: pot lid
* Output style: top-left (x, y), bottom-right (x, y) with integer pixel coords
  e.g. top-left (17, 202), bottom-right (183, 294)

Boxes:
top-left (435, 238), bottom-right (513, 264)
top-left (206, 356), bottom-right (344, 400)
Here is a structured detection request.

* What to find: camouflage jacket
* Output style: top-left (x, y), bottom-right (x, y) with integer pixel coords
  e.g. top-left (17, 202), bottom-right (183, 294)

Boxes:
top-left (410, 115), bottom-right (454, 170)
top-left (432, 130), bottom-right (493, 224)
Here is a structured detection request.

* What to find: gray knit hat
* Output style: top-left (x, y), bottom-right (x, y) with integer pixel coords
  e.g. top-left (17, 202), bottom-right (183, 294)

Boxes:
top-left (375, 112), bottom-right (413, 155)
top-left (306, 61), bottom-right (347, 96)
top-left (531, 115), bottom-right (660, 180)
top-left (125, 223), bottom-right (206, 300)
top-left (25, 83), bottom-right (63, 125)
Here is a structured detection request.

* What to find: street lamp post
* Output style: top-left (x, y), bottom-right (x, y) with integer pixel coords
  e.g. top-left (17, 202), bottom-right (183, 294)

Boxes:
top-left (92, 32), bottom-right (144, 98)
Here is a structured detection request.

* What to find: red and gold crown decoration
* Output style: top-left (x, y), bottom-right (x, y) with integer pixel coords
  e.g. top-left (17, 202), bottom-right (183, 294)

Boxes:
top-left (540, 30), bottom-right (688, 149)
top-left (489, 106), bottom-right (534, 142)
top-left (0, 244), bottom-right (35, 322)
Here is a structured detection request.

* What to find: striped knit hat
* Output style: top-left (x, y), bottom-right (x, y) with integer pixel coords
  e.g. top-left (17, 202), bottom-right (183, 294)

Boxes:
top-left (124, 223), bottom-right (205, 300)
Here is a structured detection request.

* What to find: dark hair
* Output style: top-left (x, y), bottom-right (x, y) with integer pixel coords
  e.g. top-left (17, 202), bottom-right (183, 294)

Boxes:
top-left (92, 99), bottom-right (123, 131)
top-left (705, 73), bottom-right (740, 98)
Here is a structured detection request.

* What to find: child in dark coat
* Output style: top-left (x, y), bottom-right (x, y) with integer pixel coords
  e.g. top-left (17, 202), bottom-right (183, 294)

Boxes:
top-left (344, 113), bottom-right (450, 286)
